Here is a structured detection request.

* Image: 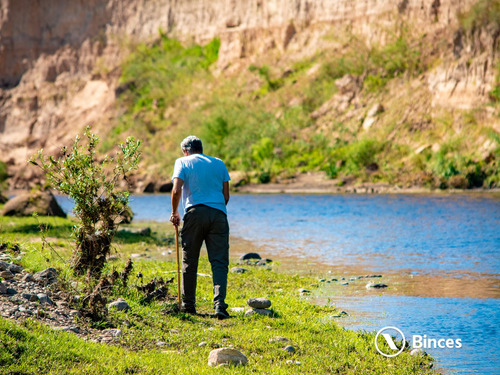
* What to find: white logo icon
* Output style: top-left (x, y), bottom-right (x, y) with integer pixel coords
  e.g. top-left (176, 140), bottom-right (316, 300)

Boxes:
top-left (375, 326), bottom-right (406, 357)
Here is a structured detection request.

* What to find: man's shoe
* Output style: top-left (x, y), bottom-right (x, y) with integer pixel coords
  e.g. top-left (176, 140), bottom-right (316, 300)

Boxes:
top-left (180, 306), bottom-right (197, 315)
top-left (214, 307), bottom-right (230, 320)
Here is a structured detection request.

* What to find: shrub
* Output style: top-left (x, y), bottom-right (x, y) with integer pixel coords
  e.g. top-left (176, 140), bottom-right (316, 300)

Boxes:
top-left (248, 64), bottom-right (284, 93)
top-left (30, 127), bottom-right (141, 277)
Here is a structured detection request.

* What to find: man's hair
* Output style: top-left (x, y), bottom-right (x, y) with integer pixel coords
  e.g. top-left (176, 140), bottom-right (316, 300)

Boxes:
top-left (180, 135), bottom-right (203, 154)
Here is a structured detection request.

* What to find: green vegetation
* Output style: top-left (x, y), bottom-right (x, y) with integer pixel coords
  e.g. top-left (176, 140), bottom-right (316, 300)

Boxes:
top-left (105, 23), bottom-right (499, 190)
top-left (30, 128), bottom-right (141, 276)
top-left (458, 0), bottom-right (500, 33)
top-left (321, 33), bottom-right (425, 93)
top-left (0, 215), bottom-right (434, 374)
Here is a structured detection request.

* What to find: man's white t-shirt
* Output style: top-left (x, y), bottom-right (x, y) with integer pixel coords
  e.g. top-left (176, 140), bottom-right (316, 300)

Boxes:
top-left (172, 154), bottom-right (230, 215)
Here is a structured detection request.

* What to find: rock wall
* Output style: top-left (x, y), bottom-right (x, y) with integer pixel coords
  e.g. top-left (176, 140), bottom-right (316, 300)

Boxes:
top-left (0, 0), bottom-right (486, 188)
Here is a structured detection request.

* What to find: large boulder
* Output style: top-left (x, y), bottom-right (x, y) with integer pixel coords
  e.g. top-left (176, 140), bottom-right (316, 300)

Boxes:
top-left (208, 348), bottom-right (248, 367)
top-left (1, 191), bottom-right (66, 217)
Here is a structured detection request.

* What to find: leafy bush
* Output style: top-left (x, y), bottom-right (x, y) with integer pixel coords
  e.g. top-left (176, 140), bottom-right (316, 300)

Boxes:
top-left (248, 64), bottom-right (284, 94)
top-left (330, 139), bottom-right (385, 176)
top-left (30, 127), bottom-right (141, 277)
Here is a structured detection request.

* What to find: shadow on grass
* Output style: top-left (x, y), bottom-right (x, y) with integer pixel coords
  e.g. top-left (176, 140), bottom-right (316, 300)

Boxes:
top-left (114, 229), bottom-right (174, 246)
top-left (6, 223), bottom-right (74, 237)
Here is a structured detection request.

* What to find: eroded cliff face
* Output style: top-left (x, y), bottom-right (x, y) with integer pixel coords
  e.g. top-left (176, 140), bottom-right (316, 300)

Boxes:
top-left (0, 0), bottom-right (493, 189)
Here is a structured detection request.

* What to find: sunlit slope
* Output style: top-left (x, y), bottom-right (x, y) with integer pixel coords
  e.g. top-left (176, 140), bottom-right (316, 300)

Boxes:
top-left (106, 1), bottom-right (500, 190)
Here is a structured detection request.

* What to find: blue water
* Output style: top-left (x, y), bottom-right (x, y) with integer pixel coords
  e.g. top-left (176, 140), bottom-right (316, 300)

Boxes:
top-left (325, 295), bottom-right (500, 374)
top-left (55, 193), bottom-right (500, 374)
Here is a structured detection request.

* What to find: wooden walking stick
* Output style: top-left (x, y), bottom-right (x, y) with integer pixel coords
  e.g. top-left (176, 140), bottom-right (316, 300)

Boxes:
top-left (174, 224), bottom-right (181, 311)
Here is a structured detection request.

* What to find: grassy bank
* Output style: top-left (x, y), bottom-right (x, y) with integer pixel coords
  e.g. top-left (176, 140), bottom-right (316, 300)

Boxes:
top-left (0, 214), bottom-right (435, 374)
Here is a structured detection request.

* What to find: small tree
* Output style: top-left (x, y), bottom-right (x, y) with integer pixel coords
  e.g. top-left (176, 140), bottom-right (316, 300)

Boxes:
top-left (30, 127), bottom-right (141, 277)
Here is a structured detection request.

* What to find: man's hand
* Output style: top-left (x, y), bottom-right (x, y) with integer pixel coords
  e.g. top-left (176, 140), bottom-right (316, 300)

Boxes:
top-left (171, 177), bottom-right (184, 226)
top-left (170, 212), bottom-right (181, 226)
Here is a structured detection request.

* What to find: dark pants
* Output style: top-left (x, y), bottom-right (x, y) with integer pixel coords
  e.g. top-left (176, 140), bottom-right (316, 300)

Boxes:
top-left (180, 205), bottom-right (229, 310)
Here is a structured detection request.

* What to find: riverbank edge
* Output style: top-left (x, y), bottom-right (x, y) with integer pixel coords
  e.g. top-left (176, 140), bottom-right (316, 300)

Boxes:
top-left (0, 214), bottom-right (436, 374)
top-left (234, 182), bottom-right (500, 195)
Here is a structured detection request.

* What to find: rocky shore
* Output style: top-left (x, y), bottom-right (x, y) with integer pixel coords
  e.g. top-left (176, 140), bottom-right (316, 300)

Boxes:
top-left (0, 250), bottom-right (126, 344)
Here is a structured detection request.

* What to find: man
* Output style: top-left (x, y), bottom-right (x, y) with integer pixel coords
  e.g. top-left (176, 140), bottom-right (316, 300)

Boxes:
top-left (170, 135), bottom-right (231, 319)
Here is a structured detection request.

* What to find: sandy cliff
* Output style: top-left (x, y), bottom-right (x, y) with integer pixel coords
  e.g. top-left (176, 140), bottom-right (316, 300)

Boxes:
top-left (0, 0), bottom-right (492, 189)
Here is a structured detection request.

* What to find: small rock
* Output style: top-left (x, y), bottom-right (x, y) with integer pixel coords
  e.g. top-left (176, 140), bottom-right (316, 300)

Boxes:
top-left (256, 258), bottom-right (272, 266)
top-left (319, 278), bottom-right (326, 282)
top-left (367, 103), bottom-right (384, 117)
top-left (8, 264), bottom-right (24, 274)
top-left (33, 268), bottom-right (58, 284)
top-left (244, 308), bottom-right (273, 317)
top-left (56, 301), bottom-right (68, 308)
top-left (340, 282), bottom-right (349, 286)
top-left (22, 273), bottom-right (34, 282)
top-left (366, 283), bottom-right (388, 289)
top-left (286, 360), bottom-right (302, 365)
top-left (6, 288), bottom-right (17, 295)
top-left (208, 348), bottom-right (248, 367)
top-left (103, 329), bottom-right (123, 337)
top-left (55, 326), bottom-right (79, 333)
top-left (108, 298), bottom-right (130, 311)
top-left (69, 310), bottom-right (82, 319)
top-left (0, 270), bottom-right (14, 279)
top-left (283, 345), bottom-right (296, 353)
top-left (330, 311), bottom-right (349, 318)
top-left (330, 278), bottom-right (338, 281)
top-left (230, 267), bottom-right (247, 274)
top-left (156, 341), bottom-right (168, 346)
top-left (298, 288), bottom-right (310, 294)
top-left (247, 297), bottom-right (272, 309)
top-left (37, 293), bottom-right (55, 306)
top-left (0, 282), bottom-right (7, 294)
top-left (22, 293), bottom-right (38, 302)
top-left (410, 348), bottom-right (426, 357)
top-left (130, 253), bottom-right (144, 258)
top-left (349, 278), bottom-right (356, 281)
top-left (239, 253), bottom-right (261, 261)
top-left (198, 341), bottom-right (207, 347)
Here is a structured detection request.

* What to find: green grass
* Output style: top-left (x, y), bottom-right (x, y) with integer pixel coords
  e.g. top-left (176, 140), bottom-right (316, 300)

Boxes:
top-left (0, 215), bottom-right (435, 374)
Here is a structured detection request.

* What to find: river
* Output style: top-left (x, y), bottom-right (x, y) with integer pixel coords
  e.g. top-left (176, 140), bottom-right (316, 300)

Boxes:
top-left (56, 193), bottom-right (500, 374)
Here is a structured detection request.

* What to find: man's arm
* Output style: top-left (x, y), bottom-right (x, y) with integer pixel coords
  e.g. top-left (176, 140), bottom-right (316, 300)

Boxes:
top-left (170, 178), bottom-right (184, 226)
top-left (223, 181), bottom-right (230, 205)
